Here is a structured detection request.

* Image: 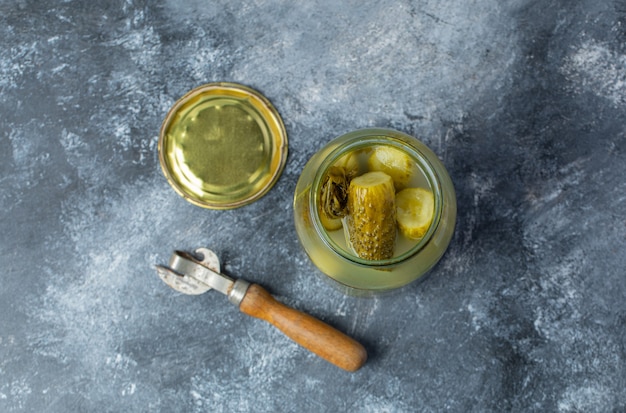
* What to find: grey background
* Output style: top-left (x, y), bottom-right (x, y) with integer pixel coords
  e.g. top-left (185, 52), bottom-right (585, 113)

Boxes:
top-left (1, 0), bottom-right (625, 412)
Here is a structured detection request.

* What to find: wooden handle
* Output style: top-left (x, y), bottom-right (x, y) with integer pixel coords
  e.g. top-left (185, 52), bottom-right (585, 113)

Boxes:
top-left (239, 284), bottom-right (367, 372)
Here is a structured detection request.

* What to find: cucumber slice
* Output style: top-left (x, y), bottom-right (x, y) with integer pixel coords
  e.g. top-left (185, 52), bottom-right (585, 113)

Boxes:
top-left (396, 187), bottom-right (434, 239)
top-left (367, 145), bottom-right (416, 190)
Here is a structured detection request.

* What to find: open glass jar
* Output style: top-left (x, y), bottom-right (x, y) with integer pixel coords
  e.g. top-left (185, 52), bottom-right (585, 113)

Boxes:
top-left (293, 128), bottom-right (456, 294)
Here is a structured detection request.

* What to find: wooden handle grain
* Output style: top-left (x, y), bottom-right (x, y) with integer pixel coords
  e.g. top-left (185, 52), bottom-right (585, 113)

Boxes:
top-left (239, 284), bottom-right (367, 372)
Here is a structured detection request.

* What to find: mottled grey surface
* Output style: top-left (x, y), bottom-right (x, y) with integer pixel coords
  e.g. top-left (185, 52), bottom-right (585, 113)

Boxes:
top-left (1, 0), bottom-right (625, 412)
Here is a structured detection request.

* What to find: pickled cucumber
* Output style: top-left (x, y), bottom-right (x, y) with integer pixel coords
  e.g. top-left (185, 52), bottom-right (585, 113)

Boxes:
top-left (396, 187), bottom-right (434, 239)
top-left (367, 146), bottom-right (416, 190)
top-left (345, 171), bottom-right (396, 260)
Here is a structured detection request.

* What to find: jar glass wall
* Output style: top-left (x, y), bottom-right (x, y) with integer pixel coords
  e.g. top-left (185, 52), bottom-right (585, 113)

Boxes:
top-left (293, 128), bottom-right (456, 294)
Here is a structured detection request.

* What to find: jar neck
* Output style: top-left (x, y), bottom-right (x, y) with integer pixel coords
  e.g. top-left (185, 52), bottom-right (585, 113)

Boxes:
top-left (310, 133), bottom-right (443, 267)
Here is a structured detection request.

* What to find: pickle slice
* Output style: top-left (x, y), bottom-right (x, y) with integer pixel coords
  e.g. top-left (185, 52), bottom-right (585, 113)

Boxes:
top-left (345, 171), bottom-right (396, 260)
top-left (367, 146), bottom-right (416, 190)
top-left (396, 187), bottom-right (434, 239)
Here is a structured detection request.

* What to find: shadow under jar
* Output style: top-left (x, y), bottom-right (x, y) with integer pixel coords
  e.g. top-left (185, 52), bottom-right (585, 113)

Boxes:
top-left (293, 128), bottom-right (456, 295)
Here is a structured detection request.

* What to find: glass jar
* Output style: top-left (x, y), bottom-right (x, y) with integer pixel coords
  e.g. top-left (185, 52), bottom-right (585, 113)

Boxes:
top-left (293, 128), bottom-right (456, 295)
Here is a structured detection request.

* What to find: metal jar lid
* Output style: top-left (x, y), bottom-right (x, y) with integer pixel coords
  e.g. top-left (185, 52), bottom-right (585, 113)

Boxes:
top-left (158, 82), bottom-right (288, 209)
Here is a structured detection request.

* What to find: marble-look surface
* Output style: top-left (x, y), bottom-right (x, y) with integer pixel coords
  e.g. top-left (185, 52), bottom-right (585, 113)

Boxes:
top-left (1, 1), bottom-right (625, 412)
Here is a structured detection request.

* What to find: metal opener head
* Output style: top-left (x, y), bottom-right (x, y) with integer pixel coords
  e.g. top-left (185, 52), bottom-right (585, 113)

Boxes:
top-left (156, 247), bottom-right (249, 305)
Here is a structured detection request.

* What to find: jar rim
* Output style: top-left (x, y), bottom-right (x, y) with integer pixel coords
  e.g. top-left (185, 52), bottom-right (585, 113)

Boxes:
top-left (310, 129), bottom-right (443, 267)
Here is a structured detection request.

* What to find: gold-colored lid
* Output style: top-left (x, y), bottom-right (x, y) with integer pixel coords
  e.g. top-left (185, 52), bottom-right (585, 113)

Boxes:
top-left (158, 82), bottom-right (288, 209)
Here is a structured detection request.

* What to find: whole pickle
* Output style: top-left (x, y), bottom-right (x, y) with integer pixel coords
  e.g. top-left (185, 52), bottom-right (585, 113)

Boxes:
top-left (345, 171), bottom-right (396, 260)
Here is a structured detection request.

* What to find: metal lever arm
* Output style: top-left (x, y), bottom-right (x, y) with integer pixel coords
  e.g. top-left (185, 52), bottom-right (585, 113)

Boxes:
top-left (238, 284), bottom-right (367, 372)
